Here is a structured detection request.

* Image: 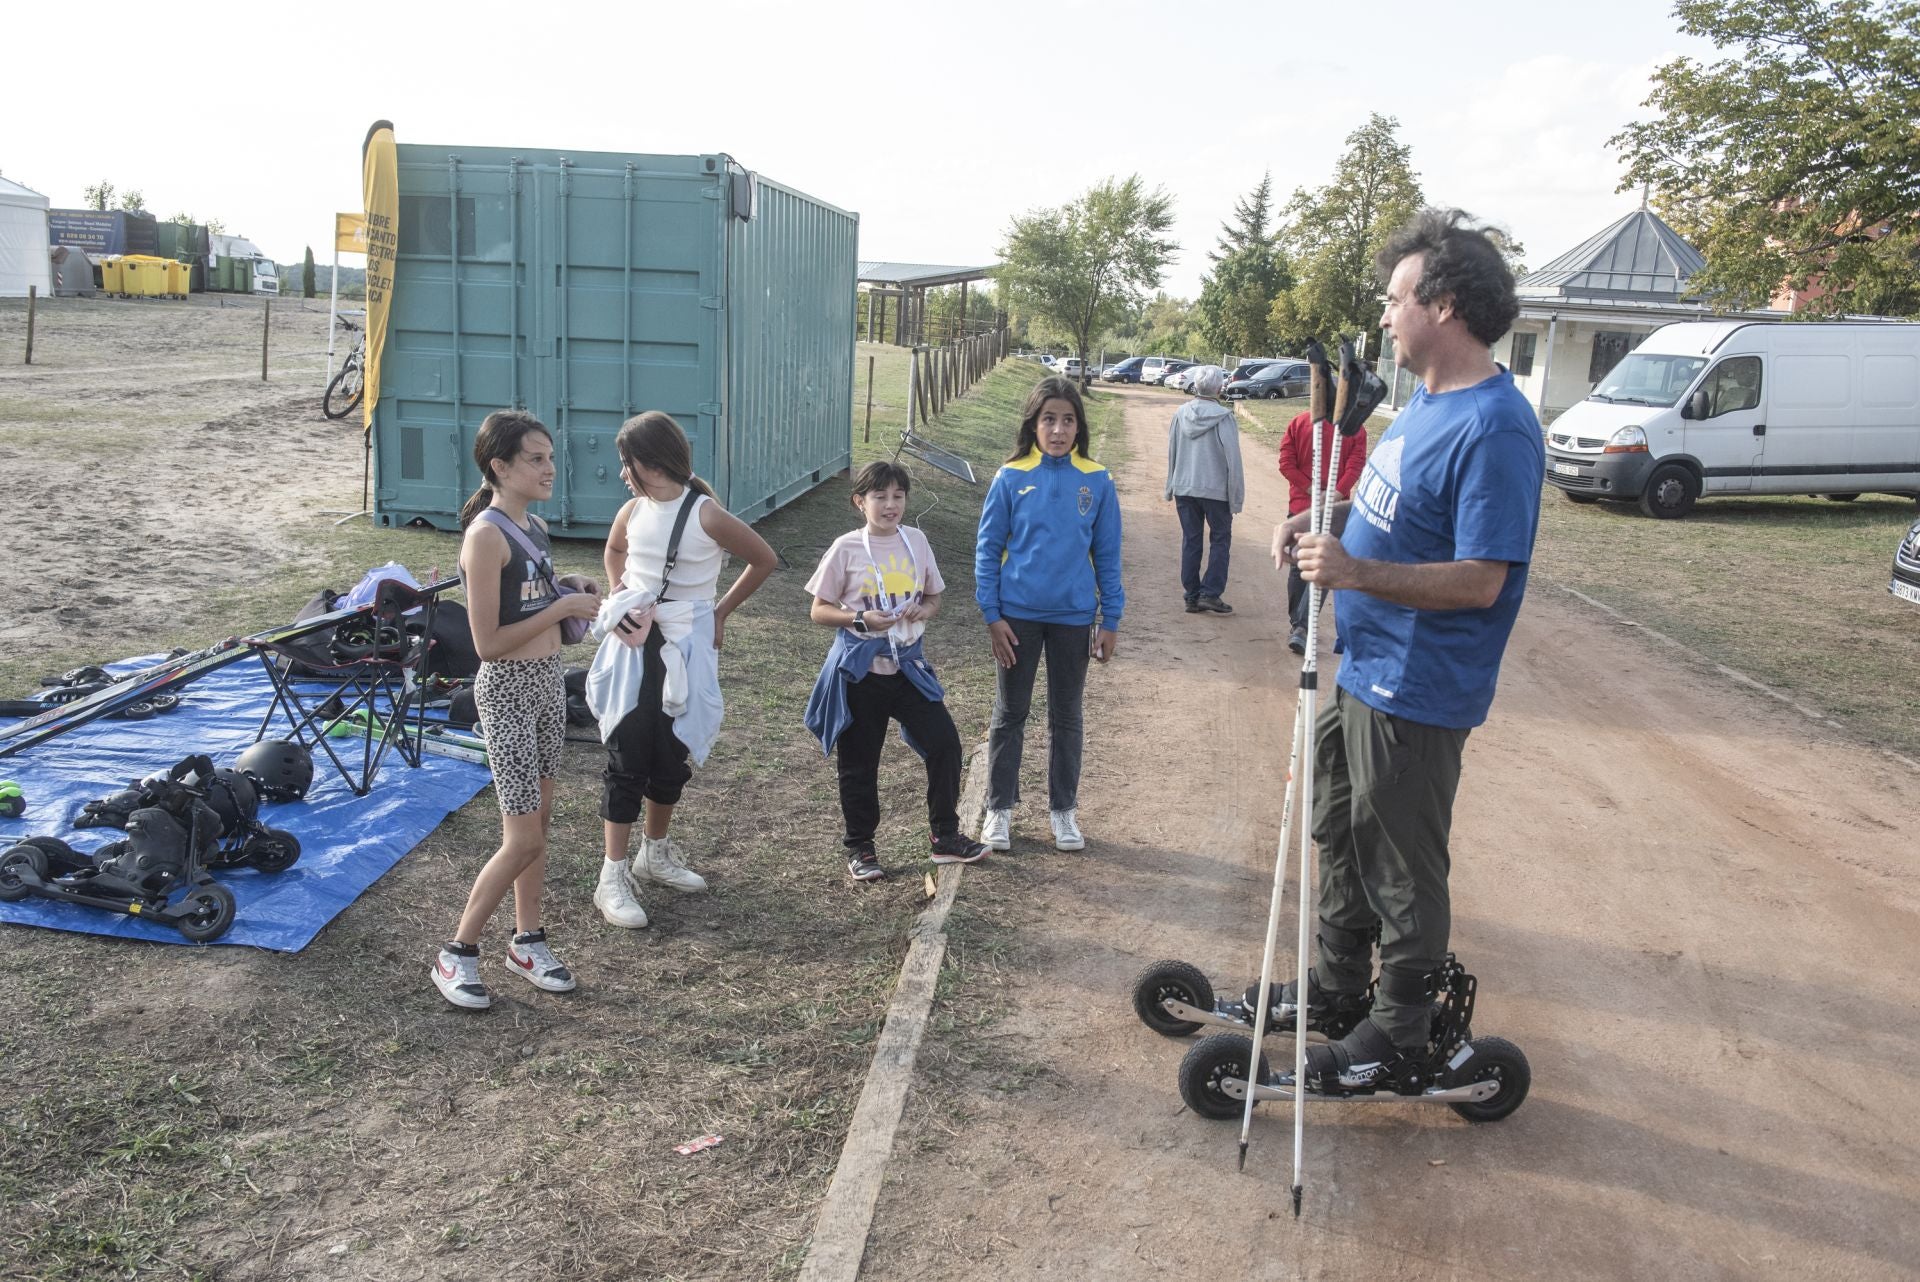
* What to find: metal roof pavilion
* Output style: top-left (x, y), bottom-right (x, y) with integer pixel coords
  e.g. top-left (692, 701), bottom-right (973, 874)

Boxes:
top-left (1517, 207), bottom-right (1706, 302)
top-left (858, 261), bottom-right (997, 288)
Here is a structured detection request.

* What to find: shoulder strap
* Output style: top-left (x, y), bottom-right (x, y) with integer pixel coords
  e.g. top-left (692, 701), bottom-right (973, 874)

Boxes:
top-left (476, 508), bottom-right (560, 592)
top-left (656, 490), bottom-right (701, 603)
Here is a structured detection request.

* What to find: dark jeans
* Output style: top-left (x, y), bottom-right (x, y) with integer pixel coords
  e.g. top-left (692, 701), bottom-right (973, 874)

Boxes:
top-left (1175, 495), bottom-right (1232, 601)
top-left (599, 629), bottom-right (692, 822)
top-left (1286, 563), bottom-right (1322, 631)
top-left (1309, 686), bottom-right (1469, 1049)
top-left (836, 671), bottom-right (965, 848)
top-left (986, 616), bottom-right (1090, 812)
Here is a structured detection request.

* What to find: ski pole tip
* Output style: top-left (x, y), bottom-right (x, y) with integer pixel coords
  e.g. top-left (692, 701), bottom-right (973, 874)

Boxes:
top-left (1236, 1141), bottom-right (1248, 1173)
top-left (1291, 1185), bottom-right (1302, 1217)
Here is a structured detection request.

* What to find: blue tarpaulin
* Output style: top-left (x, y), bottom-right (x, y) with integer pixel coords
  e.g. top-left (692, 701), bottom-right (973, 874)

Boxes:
top-left (0, 655), bottom-right (491, 951)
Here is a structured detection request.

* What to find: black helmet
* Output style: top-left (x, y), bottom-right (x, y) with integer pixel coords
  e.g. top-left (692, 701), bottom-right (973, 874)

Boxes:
top-left (235, 739), bottom-right (314, 802)
top-left (203, 768), bottom-right (261, 837)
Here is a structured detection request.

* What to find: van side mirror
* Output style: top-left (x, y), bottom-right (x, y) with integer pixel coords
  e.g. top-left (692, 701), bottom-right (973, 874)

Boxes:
top-left (1683, 390), bottom-right (1707, 420)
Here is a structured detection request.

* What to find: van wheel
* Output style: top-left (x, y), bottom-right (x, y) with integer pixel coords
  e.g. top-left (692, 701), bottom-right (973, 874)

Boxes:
top-left (1639, 464), bottom-right (1698, 519)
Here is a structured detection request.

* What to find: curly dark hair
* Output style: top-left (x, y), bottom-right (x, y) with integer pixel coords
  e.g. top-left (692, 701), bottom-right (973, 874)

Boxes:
top-left (1374, 209), bottom-right (1520, 346)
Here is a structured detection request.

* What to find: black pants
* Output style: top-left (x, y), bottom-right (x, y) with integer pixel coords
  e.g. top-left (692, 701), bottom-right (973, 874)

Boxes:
top-left (986, 616), bottom-right (1091, 812)
top-left (600, 629), bottom-right (692, 823)
top-left (837, 671), bottom-right (965, 848)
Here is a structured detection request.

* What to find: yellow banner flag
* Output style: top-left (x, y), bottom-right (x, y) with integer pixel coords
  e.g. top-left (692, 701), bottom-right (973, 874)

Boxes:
top-left (334, 212), bottom-right (367, 254)
top-left (360, 121), bottom-right (398, 433)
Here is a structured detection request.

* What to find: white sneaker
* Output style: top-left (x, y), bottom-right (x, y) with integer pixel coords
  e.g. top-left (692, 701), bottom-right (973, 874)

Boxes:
top-left (594, 860), bottom-right (650, 928)
top-left (1050, 809), bottom-right (1085, 852)
top-left (431, 944), bottom-right (491, 1010)
top-left (639, 835), bottom-right (709, 893)
top-left (504, 929), bottom-right (576, 992)
top-left (981, 808), bottom-right (1012, 851)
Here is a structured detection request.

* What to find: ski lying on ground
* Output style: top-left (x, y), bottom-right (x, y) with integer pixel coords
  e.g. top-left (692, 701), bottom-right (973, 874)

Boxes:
top-left (325, 708), bottom-right (489, 766)
top-left (0, 578), bottom-right (460, 760)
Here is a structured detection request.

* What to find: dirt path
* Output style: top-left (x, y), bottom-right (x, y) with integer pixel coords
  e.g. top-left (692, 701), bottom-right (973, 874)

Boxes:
top-left (857, 386), bottom-right (1920, 1279)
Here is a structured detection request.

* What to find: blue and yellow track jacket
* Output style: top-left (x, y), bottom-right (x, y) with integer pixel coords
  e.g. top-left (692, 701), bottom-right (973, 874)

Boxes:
top-left (974, 447), bottom-right (1125, 630)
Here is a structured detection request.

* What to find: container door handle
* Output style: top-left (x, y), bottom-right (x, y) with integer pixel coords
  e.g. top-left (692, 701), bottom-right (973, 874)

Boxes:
top-left (1752, 423), bottom-right (1766, 436)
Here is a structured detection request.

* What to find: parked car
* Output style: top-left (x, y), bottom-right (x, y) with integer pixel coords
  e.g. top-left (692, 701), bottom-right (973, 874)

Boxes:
top-left (1223, 359), bottom-right (1313, 400)
top-left (1222, 360), bottom-right (1276, 395)
top-left (1150, 359), bottom-right (1197, 388)
top-left (1056, 356), bottom-right (1090, 381)
top-left (1105, 357), bottom-right (1145, 383)
top-left (1039, 354), bottom-right (1057, 367)
top-left (1140, 356), bottom-right (1172, 385)
top-left (1888, 515), bottom-right (1920, 607)
top-left (1544, 320), bottom-right (1920, 519)
top-left (1165, 366), bottom-right (1201, 393)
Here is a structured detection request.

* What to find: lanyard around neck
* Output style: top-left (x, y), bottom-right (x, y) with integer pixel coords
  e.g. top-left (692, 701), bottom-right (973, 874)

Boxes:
top-left (859, 527), bottom-right (917, 657)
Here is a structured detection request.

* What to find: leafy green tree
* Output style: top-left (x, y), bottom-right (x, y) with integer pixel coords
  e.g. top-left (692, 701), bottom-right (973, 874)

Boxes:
top-left (1101, 293), bottom-right (1205, 360)
top-left (1268, 114), bottom-right (1423, 348)
top-left (1614, 0), bottom-right (1920, 315)
top-left (1196, 173), bottom-right (1292, 357)
top-left (303, 246), bottom-right (317, 298)
top-left (83, 181), bottom-right (115, 211)
top-left (997, 176), bottom-right (1178, 380)
top-left (120, 189), bottom-right (145, 212)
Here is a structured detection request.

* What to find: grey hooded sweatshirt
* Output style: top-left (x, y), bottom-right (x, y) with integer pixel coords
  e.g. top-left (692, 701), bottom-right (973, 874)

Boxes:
top-left (1164, 398), bottom-right (1245, 513)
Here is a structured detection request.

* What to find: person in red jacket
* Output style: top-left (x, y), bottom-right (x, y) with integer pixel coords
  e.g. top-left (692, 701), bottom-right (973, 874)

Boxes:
top-left (1278, 408), bottom-right (1369, 653)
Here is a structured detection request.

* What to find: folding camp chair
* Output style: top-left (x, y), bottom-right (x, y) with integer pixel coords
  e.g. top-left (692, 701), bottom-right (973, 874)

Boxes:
top-left (246, 578), bottom-right (444, 796)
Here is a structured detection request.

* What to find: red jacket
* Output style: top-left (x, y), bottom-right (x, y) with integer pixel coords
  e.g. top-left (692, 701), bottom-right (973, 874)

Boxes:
top-left (1278, 411), bottom-right (1368, 516)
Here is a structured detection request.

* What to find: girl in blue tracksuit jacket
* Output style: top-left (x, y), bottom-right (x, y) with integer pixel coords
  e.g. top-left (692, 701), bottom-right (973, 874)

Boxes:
top-left (974, 374), bottom-right (1124, 854)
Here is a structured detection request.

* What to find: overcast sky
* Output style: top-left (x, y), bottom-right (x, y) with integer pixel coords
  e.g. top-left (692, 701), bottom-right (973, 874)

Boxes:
top-left (2, 0), bottom-right (1715, 297)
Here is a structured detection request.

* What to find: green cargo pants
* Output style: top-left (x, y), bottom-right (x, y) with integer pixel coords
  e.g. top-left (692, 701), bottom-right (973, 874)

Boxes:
top-left (1310, 686), bottom-right (1469, 1049)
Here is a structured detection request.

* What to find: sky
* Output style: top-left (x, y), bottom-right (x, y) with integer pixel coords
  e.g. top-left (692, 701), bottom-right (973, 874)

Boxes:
top-left (1, 0), bottom-right (1719, 298)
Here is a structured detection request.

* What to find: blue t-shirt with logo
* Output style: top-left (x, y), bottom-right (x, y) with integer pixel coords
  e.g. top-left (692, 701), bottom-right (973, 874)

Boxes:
top-left (1334, 367), bottom-right (1544, 729)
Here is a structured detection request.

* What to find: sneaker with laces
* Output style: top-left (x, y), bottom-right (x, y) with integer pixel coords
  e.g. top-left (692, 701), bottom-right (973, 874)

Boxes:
top-left (929, 831), bottom-right (988, 865)
top-left (1288, 627), bottom-right (1307, 655)
top-left (504, 928), bottom-right (577, 992)
top-left (980, 808), bottom-right (1012, 851)
top-left (847, 841), bottom-right (887, 882)
top-left (593, 860), bottom-right (650, 928)
top-left (1050, 808), bottom-right (1086, 851)
top-left (431, 942), bottom-right (491, 1010)
top-left (637, 835), bottom-right (709, 893)
top-left (1198, 595), bottom-right (1234, 615)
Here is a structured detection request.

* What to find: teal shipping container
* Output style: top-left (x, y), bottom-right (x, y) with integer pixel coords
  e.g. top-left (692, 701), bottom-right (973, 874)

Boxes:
top-left (371, 144), bottom-right (859, 538)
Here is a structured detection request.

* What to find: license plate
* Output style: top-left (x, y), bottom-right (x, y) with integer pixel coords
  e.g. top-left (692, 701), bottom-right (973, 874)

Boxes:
top-left (1893, 579), bottom-right (1920, 605)
top-left (1552, 462), bottom-right (1582, 476)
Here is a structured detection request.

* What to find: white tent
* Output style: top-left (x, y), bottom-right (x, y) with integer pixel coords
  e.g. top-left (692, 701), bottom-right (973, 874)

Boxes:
top-left (0, 176), bottom-right (54, 298)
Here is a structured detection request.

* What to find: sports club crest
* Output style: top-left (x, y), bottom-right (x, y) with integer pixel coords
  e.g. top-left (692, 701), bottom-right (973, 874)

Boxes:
top-left (1078, 485), bottom-right (1093, 517)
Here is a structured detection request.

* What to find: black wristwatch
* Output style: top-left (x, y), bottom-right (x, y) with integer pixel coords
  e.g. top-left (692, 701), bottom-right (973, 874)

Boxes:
top-left (852, 610), bottom-right (870, 634)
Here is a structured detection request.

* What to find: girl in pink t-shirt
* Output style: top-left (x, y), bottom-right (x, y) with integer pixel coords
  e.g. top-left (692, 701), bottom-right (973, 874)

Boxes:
top-left (805, 461), bottom-right (987, 882)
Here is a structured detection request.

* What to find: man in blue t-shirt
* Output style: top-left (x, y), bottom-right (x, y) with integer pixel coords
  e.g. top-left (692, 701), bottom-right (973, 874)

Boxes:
top-left (1272, 209), bottom-right (1544, 1088)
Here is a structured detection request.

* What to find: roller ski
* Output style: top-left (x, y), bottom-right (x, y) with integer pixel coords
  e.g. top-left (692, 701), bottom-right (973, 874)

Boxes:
top-left (1131, 959), bottom-right (1372, 1042)
top-left (1178, 956), bottom-right (1529, 1126)
top-left (74, 754), bottom-right (302, 873)
top-left (325, 707), bottom-right (489, 766)
top-left (0, 762), bottom-right (239, 941)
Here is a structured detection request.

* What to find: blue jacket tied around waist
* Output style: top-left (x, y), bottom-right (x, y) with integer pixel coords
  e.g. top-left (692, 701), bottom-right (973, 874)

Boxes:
top-left (805, 631), bottom-right (946, 758)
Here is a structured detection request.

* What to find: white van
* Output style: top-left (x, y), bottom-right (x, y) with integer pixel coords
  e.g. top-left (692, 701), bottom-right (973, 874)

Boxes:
top-left (1544, 321), bottom-right (1920, 518)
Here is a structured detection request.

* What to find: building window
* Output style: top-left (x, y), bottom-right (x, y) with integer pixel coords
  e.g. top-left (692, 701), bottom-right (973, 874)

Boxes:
top-left (1508, 331), bottom-right (1536, 377)
top-left (1589, 330), bottom-right (1635, 384)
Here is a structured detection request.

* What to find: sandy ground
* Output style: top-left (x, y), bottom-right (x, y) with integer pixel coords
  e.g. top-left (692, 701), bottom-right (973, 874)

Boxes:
top-left (0, 294), bottom-right (355, 654)
top-left (857, 386), bottom-right (1920, 1280)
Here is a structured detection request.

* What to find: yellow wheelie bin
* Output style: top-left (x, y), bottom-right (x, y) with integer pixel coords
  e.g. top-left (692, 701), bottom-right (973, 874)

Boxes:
top-left (97, 256), bottom-right (125, 296)
top-left (121, 256), bottom-right (168, 298)
top-left (164, 259), bottom-right (190, 298)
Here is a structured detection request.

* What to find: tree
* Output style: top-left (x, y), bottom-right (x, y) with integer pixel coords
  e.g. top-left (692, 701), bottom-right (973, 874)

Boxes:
top-left (168, 211), bottom-right (228, 235)
top-left (303, 246), bottom-right (317, 298)
top-left (1268, 114), bottom-right (1423, 347)
top-left (1195, 174), bottom-right (1292, 357)
top-left (1613, 0), bottom-right (1920, 315)
top-left (84, 181), bottom-right (115, 212)
top-left (997, 176), bottom-right (1178, 380)
top-left (120, 189), bottom-right (145, 212)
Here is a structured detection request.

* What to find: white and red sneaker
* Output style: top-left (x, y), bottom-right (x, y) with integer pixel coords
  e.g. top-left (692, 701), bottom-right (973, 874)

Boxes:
top-left (504, 929), bottom-right (576, 993)
top-left (431, 943), bottom-right (492, 1010)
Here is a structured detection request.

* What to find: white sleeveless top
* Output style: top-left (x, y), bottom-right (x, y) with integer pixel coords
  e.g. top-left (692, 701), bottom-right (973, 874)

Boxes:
top-left (623, 491), bottom-right (723, 602)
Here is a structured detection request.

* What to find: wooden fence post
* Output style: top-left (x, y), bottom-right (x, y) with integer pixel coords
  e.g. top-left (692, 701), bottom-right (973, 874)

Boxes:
top-left (261, 297), bottom-right (270, 381)
top-left (862, 354), bottom-right (876, 443)
top-left (23, 285), bottom-right (35, 365)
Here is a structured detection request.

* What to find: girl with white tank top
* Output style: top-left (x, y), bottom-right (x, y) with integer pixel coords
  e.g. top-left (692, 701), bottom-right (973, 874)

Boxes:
top-left (586, 412), bottom-right (777, 931)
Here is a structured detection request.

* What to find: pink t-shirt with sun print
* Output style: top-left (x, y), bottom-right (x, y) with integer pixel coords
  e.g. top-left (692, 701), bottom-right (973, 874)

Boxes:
top-left (805, 527), bottom-right (945, 676)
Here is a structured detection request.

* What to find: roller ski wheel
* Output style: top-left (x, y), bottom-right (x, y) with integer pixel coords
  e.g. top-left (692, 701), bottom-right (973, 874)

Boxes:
top-left (1447, 1036), bottom-right (1530, 1124)
top-left (174, 883), bottom-right (236, 942)
top-left (1132, 959), bottom-right (1214, 1037)
top-left (1179, 1033), bottom-right (1270, 1121)
top-left (241, 828), bottom-right (301, 874)
top-left (0, 843), bottom-right (47, 901)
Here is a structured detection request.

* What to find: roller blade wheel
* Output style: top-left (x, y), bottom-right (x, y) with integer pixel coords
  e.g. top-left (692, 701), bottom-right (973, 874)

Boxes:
top-left (0, 844), bottom-right (48, 901)
top-left (1132, 959), bottom-right (1214, 1038)
top-left (243, 828), bottom-right (301, 874)
top-left (1447, 1035), bottom-right (1531, 1123)
top-left (1179, 1033), bottom-right (1271, 1121)
top-left (174, 883), bottom-right (236, 942)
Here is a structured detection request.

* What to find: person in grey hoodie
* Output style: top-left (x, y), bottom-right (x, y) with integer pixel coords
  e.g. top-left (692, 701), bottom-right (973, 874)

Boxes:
top-left (1164, 365), bottom-right (1246, 614)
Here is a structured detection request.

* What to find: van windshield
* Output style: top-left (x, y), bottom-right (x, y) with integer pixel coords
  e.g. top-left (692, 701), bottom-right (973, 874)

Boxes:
top-left (1589, 354), bottom-right (1707, 407)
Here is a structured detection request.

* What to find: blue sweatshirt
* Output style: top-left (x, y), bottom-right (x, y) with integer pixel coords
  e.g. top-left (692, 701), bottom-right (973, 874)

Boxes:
top-left (975, 448), bottom-right (1125, 630)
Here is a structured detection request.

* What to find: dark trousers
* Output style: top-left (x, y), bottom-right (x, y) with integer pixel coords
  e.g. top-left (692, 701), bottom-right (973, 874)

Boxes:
top-left (986, 616), bottom-right (1090, 812)
top-left (836, 671), bottom-right (965, 848)
top-left (599, 629), bottom-right (692, 823)
top-left (1175, 495), bottom-right (1232, 602)
top-left (1286, 563), bottom-right (1320, 631)
top-left (1309, 686), bottom-right (1469, 1048)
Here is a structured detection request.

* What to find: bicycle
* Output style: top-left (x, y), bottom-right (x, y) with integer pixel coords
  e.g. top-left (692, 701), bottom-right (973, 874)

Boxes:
top-left (324, 314), bottom-right (365, 420)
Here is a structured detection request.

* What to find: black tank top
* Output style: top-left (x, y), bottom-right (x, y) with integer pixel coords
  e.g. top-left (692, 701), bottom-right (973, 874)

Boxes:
top-left (495, 514), bottom-right (558, 629)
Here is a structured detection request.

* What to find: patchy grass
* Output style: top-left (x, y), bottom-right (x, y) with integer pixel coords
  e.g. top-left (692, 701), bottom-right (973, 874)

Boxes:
top-left (0, 324), bottom-right (1121, 1280)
